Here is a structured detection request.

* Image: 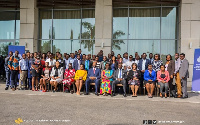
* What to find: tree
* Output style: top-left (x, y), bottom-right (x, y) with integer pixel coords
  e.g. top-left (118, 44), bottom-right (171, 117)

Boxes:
top-left (40, 40), bottom-right (60, 53)
top-left (112, 30), bottom-right (125, 50)
top-left (0, 42), bottom-right (12, 56)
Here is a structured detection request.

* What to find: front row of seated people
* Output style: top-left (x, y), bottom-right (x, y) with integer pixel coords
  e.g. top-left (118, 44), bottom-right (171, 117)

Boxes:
top-left (39, 60), bottom-right (172, 98)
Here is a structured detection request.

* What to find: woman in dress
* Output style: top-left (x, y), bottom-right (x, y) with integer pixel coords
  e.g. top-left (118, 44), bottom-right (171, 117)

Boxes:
top-left (63, 63), bottom-right (75, 93)
top-left (50, 61), bottom-right (63, 92)
top-left (144, 64), bottom-right (156, 98)
top-left (152, 54), bottom-right (163, 72)
top-left (100, 63), bottom-right (113, 96)
top-left (40, 62), bottom-right (50, 92)
top-left (127, 63), bottom-right (141, 97)
top-left (31, 55), bottom-right (41, 91)
top-left (110, 56), bottom-right (118, 71)
top-left (74, 64), bottom-right (87, 95)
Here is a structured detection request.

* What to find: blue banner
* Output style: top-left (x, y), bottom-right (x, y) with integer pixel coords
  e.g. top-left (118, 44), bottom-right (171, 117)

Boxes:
top-left (8, 45), bottom-right (25, 59)
top-left (192, 48), bottom-right (200, 92)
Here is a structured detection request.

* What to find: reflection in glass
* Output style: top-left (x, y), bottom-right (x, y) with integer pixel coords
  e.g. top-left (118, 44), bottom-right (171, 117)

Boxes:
top-left (161, 40), bottom-right (176, 55)
top-left (128, 40), bottom-right (160, 56)
top-left (39, 10), bottom-right (52, 39)
top-left (81, 40), bottom-right (95, 55)
top-left (0, 11), bottom-right (15, 39)
top-left (161, 7), bottom-right (177, 39)
top-left (53, 10), bottom-right (81, 39)
top-left (129, 8), bottom-right (161, 39)
top-left (16, 11), bottom-right (20, 39)
top-left (0, 42), bottom-right (13, 56)
top-left (112, 40), bottom-right (127, 55)
top-left (38, 40), bottom-right (51, 53)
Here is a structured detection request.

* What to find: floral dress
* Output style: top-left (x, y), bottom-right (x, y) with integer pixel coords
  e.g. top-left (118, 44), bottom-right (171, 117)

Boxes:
top-left (100, 70), bottom-right (113, 94)
top-left (63, 69), bottom-right (75, 86)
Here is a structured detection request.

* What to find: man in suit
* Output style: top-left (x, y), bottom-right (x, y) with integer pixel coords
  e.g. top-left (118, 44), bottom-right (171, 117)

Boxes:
top-left (73, 54), bottom-right (81, 71)
top-left (179, 53), bottom-right (189, 99)
top-left (85, 61), bottom-right (101, 96)
top-left (78, 49), bottom-right (83, 60)
top-left (138, 53), bottom-right (151, 88)
top-left (100, 56), bottom-right (108, 70)
top-left (81, 55), bottom-right (92, 71)
top-left (112, 63), bottom-right (127, 97)
top-left (149, 53), bottom-right (154, 64)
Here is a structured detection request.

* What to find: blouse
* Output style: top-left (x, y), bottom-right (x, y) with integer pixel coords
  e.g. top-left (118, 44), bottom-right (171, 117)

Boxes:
top-left (144, 70), bottom-right (156, 81)
top-left (75, 70), bottom-right (87, 81)
top-left (152, 60), bottom-right (163, 72)
top-left (157, 70), bottom-right (170, 83)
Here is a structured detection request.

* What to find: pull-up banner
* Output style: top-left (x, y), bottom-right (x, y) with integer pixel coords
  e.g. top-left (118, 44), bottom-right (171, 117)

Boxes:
top-left (8, 45), bottom-right (25, 59)
top-left (192, 48), bottom-right (200, 93)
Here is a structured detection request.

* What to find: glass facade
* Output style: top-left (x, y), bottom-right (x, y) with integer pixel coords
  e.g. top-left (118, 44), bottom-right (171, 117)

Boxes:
top-left (38, 8), bottom-right (95, 55)
top-left (113, 6), bottom-right (178, 57)
top-left (0, 10), bottom-right (20, 56)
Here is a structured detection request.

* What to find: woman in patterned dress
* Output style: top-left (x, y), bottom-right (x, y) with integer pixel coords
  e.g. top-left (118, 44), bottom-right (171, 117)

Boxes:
top-left (100, 63), bottom-right (113, 96)
top-left (63, 63), bottom-right (75, 93)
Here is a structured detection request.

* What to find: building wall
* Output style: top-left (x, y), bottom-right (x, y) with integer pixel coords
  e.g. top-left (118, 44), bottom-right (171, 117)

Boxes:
top-left (19, 0), bottom-right (38, 53)
top-left (180, 0), bottom-right (200, 87)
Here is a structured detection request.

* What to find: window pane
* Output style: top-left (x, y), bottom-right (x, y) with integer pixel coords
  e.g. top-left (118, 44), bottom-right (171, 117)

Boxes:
top-left (16, 11), bottom-right (20, 39)
top-left (161, 7), bottom-right (177, 39)
top-left (81, 9), bottom-right (95, 40)
top-left (161, 40), bottom-right (176, 55)
top-left (39, 10), bottom-right (52, 39)
top-left (0, 11), bottom-right (15, 39)
top-left (129, 8), bottom-right (161, 39)
top-left (53, 10), bottom-right (81, 39)
top-left (81, 40), bottom-right (95, 55)
top-left (52, 40), bottom-right (80, 54)
top-left (112, 40), bottom-right (127, 55)
top-left (38, 40), bottom-right (51, 53)
top-left (0, 42), bottom-right (13, 56)
top-left (113, 9), bottom-right (128, 39)
top-left (128, 40), bottom-right (160, 56)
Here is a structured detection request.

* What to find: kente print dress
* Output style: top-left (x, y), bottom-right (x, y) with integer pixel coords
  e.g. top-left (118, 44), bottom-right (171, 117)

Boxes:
top-left (100, 70), bottom-right (113, 94)
top-left (63, 69), bottom-right (75, 86)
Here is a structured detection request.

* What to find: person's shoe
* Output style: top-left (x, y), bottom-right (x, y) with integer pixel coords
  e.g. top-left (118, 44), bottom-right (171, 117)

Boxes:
top-left (84, 93), bottom-right (89, 95)
top-left (12, 88), bottom-right (15, 91)
top-left (112, 92), bottom-right (116, 96)
top-left (123, 93), bottom-right (127, 97)
top-left (5, 87), bottom-right (8, 90)
top-left (177, 95), bottom-right (182, 98)
top-left (95, 92), bottom-right (99, 96)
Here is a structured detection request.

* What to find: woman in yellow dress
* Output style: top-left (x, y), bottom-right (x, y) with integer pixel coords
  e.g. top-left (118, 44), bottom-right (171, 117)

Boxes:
top-left (75, 64), bottom-right (87, 95)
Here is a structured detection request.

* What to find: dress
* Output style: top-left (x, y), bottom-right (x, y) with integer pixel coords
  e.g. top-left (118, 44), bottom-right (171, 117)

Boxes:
top-left (74, 70), bottom-right (87, 81)
top-left (100, 70), bottom-right (113, 94)
top-left (63, 69), bottom-right (75, 85)
top-left (128, 70), bottom-right (140, 86)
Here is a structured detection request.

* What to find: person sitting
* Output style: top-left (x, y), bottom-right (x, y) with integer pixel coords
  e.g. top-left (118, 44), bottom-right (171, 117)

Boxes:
top-left (100, 63), bottom-right (113, 96)
top-left (157, 65), bottom-right (170, 98)
top-left (144, 64), bottom-right (156, 98)
top-left (112, 63), bottom-right (127, 97)
top-left (63, 63), bottom-right (75, 93)
top-left (50, 61), bottom-right (63, 92)
top-left (40, 62), bottom-right (50, 92)
top-left (85, 61), bottom-right (101, 96)
top-left (127, 63), bottom-right (141, 97)
top-left (74, 64), bottom-right (87, 95)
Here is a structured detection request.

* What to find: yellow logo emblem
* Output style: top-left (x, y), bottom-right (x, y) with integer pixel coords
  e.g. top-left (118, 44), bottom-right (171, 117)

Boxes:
top-left (15, 118), bottom-right (23, 124)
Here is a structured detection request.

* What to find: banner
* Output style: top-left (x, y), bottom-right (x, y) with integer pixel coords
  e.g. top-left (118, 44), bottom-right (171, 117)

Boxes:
top-left (192, 48), bottom-right (200, 92)
top-left (8, 45), bottom-right (25, 59)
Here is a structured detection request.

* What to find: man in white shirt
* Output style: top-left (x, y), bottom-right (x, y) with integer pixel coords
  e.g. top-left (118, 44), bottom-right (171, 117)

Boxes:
top-left (123, 52), bottom-right (129, 63)
top-left (125, 55), bottom-right (134, 71)
top-left (45, 53), bottom-right (56, 68)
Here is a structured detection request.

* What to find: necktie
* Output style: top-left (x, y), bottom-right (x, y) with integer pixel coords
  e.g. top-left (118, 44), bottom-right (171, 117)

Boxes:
top-left (93, 68), bottom-right (95, 74)
top-left (119, 69), bottom-right (121, 78)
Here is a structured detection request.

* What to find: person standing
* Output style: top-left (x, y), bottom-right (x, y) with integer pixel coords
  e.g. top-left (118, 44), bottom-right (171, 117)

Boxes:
top-left (27, 52), bottom-right (33, 90)
top-left (165, 54), bottom-right (175, 97)
top-left (8, 51), bottom-right (20, 91)
top-left (78, 49), bottom-right (83, 60)
top-left (100, 56), bottom-right (108, 70)
top-left (149, 53), bottom-right (154, 64)
top-left (152, 54), bottom-right (163, 72)
top-left (112, 63), bottom-right (128, 97)
top-left (125, 55), bottom-right (134, 72)
top-left (174, 53), bottom-right (182, 98)
top-left (18, 54), bottom-right (28, 90)
top-left (179, 53), bottom-right (189, 99)
top-left (4, 51), bottom-right (13, 90)
top-left (73, 54), bottom-right (81, 71)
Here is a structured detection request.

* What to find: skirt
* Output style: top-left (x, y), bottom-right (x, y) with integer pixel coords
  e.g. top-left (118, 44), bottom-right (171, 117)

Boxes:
top-left (32, 69), bottom-right (40, 77)
top-left (144, 80), bottom-right (156, 85)
top-left (50, 78), bottom-right (63, 83)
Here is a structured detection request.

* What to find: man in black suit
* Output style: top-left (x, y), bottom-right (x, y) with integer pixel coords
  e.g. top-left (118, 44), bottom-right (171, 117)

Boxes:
top-left (73, 54), bottom-right (81, 71)
top-left (112, 63), bottom-right (127, 97)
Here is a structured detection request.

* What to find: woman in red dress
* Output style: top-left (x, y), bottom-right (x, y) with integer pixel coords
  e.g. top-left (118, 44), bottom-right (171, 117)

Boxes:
top-left (63, 63), bottom-right (75, 93)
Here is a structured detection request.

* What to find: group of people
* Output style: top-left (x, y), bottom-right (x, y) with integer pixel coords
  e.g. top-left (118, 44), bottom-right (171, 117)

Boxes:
top-left (3, 49), bottom-right (189, 98)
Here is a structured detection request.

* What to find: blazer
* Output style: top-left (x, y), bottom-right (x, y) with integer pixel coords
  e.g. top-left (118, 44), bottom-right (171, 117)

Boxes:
top-left (144, 70), bottom-right (156, 81)
top-left (87, 67), bottom-right (101, 79)
top-left (157, 70), bottom-right (170, 83)
top-left (138, 59), bottom-right (151, 71)
top-left (179, 59), bottom-right (189, 79)
top-left (109, 61), bottom-right (118, 70)
top-left (81, 60), bottom-right (93, 69)
top-left (166, 60), bottom-right (175, 76)
top-left (50, 66), bottom-right (63, 79)
top-left (100, 61), bottom-right (109, 70)
top-left (73, 59), bottom-right (81, 71)
top-left (127, 70), bottom-right (141, 81)
top-left (113, 69), bottom-right (127, 80)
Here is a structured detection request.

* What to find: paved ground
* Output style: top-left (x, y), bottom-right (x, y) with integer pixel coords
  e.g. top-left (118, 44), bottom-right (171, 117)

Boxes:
top-left (0, 81), bottom-right (200, 125)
